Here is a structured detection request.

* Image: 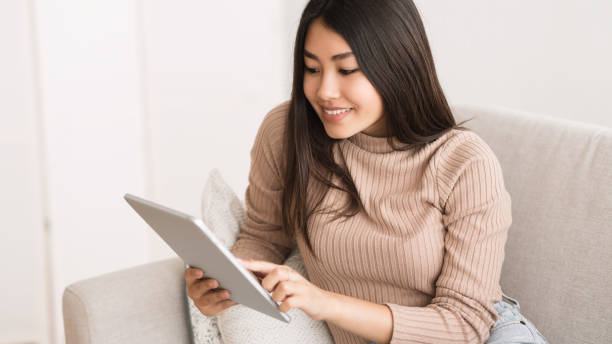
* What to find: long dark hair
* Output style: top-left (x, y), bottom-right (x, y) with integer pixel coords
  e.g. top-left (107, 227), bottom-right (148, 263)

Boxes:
top-left (282, 0), bottom-right (469, 256)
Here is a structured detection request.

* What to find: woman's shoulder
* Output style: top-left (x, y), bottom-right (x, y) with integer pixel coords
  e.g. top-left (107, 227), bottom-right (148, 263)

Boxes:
top-left (433, 128), bottom-right (499, 163)
top-left (432, 128), bottom-right (506, 196)
top-left (250, 101), bottom-right (290, 173)
top-left (257, 100), bottom-right (290, 138)
top-left (431, 128), bottom-right (510, 213)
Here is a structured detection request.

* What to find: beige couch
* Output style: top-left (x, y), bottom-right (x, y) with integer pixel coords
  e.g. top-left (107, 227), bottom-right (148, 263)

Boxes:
top-left (63, 105), bottom-right (612, 344)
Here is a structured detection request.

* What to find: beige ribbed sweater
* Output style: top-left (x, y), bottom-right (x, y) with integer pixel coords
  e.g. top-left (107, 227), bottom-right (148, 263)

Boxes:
top-left (231, 102), bottom-right (512, 344)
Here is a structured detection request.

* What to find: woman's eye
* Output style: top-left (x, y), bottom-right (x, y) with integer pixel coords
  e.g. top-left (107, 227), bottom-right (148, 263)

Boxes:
top-left (304, 66), bottom-right (319, 74)
top-left (339, 68), bottom-right (359, 75)
top-left (304, 67), bottom-right (359, 75)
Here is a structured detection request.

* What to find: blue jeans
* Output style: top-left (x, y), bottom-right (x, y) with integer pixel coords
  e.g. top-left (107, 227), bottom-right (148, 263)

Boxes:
top-left (486, 293), bottom-right (548, 344)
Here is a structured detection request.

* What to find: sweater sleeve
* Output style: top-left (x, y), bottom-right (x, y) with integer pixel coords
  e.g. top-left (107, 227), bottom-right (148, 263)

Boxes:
top-left (230, 102), bottom-right (294, 264)
top-left (385, 132), bottom-right (512, 343)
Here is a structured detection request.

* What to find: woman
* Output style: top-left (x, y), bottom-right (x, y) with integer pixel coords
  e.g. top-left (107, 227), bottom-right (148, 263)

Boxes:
top-left (186, 0), bottom-right (548, 343)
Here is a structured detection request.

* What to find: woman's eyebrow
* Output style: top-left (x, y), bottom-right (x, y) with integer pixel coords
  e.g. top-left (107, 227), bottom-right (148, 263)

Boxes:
top-left (304, 49), bottom-right (354, 61)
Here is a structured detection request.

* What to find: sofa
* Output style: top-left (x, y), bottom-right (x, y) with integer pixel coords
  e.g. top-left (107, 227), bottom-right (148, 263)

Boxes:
top-left (63, 105), bottom-right (612, 344)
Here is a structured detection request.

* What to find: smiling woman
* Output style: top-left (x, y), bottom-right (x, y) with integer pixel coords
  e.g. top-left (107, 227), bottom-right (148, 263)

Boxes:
top-left (185, 1), bottom-right (549, 343)
top-left (284, 0), bottom-right (464, 270)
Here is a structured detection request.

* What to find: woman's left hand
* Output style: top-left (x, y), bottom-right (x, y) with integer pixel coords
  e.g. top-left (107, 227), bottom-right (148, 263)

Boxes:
top-left (238, 258), bottom-right (334, 321)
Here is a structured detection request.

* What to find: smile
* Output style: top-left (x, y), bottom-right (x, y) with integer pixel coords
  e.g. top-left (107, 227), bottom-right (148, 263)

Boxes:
top-left (323, 108), bottom-right (353, 115)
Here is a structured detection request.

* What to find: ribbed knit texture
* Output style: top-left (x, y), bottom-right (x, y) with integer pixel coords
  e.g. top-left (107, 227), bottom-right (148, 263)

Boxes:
top-left (231, 102), bottom-right (512, 344)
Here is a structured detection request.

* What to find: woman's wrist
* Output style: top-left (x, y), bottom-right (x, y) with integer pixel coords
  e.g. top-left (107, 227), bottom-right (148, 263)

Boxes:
top-left (320, 289), bottom-right (341, 321)
top-left (320, 290), bottom-right (393, 343)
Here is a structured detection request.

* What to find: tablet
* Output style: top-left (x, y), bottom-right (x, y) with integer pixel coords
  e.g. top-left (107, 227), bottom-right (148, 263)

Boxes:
top-left (124, 193), bottom-right (291, 323)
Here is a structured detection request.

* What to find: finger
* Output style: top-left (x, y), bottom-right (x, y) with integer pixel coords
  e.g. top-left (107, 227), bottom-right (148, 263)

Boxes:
top-left (208, 299), bottom-right (238, 315)
top-left (279, 296), bottom-right (300, 313)
top-left (239, 259), bottom-right (279, 275)
top-left (197, 299), bottom-right (237, 317)
top-left (271, 281), bottom-right (296, 303)
top-left (199, 289), bottom-right (231, 307)
top-left (184, 268), bottom-right (204, 285)
top-left (244, 269), bottom-right (263, 282)
top-left (190, 278), bottom-right (219, 300)
top-left (261, 266), bottom-right (293, 292)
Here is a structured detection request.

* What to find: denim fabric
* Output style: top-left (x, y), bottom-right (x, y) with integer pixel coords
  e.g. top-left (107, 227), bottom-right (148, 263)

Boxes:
top-left (486, 294), bottom-right (548, 344)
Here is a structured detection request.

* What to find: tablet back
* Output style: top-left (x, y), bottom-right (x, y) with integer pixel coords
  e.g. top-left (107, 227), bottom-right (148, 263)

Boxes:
top-left (124, 193), bottom-right (290, 323)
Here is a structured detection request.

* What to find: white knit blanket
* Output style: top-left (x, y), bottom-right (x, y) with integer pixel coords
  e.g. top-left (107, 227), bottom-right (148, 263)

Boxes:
top-left (187, 169), bottom-right (333, 344)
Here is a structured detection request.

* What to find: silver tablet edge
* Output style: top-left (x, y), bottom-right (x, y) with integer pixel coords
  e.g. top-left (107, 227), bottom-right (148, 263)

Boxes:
top-left (191, 217), bottom-right (291, 323)
top-left (125, 193), bottom-right (291, 323)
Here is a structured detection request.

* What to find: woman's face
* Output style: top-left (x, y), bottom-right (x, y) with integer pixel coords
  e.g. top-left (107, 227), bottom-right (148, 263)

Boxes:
top-left (303, 18), bottom-right (387, 139)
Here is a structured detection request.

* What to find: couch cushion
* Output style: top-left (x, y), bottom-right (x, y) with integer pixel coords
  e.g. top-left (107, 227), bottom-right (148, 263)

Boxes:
top-left (188, 169), bottom-right (333, 344)
top-left (453, 105), bottom-right (612, 344)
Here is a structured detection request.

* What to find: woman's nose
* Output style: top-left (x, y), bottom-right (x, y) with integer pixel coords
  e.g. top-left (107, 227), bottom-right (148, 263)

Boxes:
top-left (316, 72), bottom-right (340, 101)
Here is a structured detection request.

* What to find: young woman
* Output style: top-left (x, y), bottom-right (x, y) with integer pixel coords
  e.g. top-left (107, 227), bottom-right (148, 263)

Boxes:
top-left (186, 0), bottom-right (548, 343)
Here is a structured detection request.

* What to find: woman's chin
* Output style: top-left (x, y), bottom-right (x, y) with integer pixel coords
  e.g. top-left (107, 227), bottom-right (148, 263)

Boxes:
top-left (323, 126), bottom-right (355, 140)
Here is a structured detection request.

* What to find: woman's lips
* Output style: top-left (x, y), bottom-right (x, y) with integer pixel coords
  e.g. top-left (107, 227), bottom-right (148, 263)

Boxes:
top-left (321, 107), bottom-right (352, 123)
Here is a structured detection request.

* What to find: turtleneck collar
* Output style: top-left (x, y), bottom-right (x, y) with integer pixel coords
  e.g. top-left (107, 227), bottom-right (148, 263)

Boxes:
top-left (345, 132), bottom-right (409, 154)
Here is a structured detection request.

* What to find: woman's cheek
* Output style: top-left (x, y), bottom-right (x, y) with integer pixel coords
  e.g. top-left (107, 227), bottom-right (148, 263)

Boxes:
top-left (303, 78), bottom-right (317, 103)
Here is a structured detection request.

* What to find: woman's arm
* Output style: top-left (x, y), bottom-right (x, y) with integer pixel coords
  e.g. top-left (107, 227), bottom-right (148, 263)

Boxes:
top-left (230, 102), bottom-right (294, 263)
top-left (239, 258), bottom-right (393, 344)
top-left (325, 292), bottom-right (393, 343)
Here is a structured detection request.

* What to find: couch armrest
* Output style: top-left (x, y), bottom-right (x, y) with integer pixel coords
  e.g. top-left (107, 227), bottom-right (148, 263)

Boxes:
top-left (63, 258), bottom-right (192, 344)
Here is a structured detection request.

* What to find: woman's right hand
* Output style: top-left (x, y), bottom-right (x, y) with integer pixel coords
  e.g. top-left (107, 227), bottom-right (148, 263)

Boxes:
top-left (185, 268), bottom-right (238, 316)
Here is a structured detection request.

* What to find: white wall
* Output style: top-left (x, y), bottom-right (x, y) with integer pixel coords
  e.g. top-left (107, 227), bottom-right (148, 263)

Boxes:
top-left (139, 1), bottom-right (293, 259)
top-left (33, 0), bottom-right (150, 342)
top-left (0, 1), bottom-right (50, 343)
top-left (414, 0), bottom-right (612, 127)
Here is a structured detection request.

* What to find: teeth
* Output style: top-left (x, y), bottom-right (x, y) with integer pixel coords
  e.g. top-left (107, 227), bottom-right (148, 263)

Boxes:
top-left (324, 108), bottom-right (352, 115)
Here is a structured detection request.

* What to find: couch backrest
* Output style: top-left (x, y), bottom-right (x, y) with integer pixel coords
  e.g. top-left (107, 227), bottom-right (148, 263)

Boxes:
top-left (452, 105), bottom-right (612, 344)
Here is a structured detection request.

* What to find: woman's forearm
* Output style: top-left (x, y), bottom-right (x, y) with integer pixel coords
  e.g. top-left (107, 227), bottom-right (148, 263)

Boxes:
top-left (239, 258), bottom-right (394, 342)
top-left (323, 290), bottom-right (394, 343)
